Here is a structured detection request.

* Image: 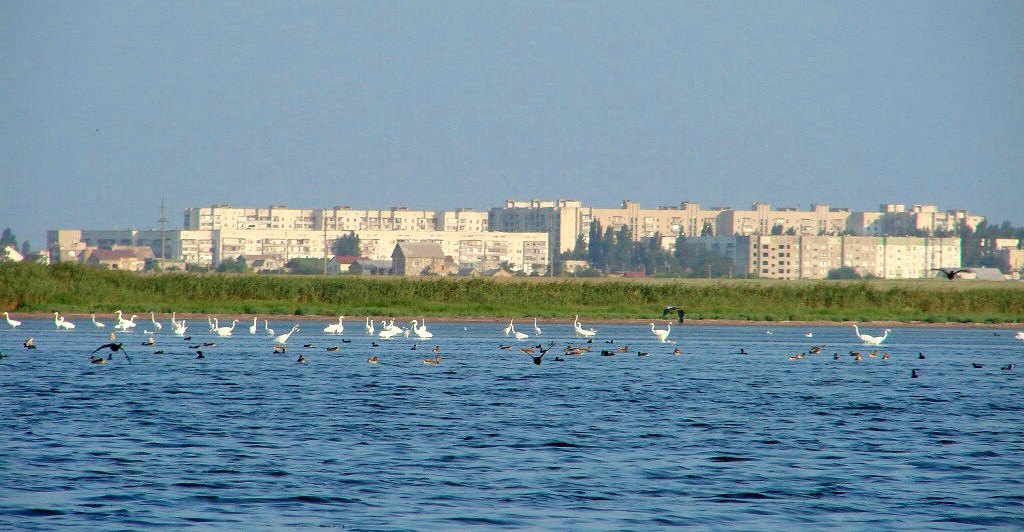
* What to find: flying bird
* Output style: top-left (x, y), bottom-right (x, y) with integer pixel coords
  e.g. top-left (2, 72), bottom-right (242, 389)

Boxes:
top-left (931, 268), bottom-right (971, 280)
top-left (662, 306), bottom-right (685, 324)
top-left (91, 342), bottom-right (131, 364)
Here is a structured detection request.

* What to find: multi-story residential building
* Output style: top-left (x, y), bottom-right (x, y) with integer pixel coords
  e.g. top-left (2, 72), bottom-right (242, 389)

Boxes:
top-left (846, 204), bottom-right (985, 236)
top-left (718, 203), bottom-right (851, 237)
top-left (747, 235), bottom-right (961, 279)
top-left (48, 229), bottom-right (180, 263)
top-left (488, 199), bottom-right (726, 255)
top-left (685, 236), bottom-right (753, 277)
top-left (750, 235), bottom-right (802, 280)
top-left (488, 199), bottom-right (590, 256)
top-left (184, 205), bottom-right (316, 231)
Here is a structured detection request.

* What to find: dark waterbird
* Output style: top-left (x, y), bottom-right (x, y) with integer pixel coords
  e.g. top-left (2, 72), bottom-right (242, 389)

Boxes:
top-left (91, 342), bottom-right (131, 364)
top-left (919, 352), bottom-right (926, 359)
top-left (912, 369), bottom-right (919, 378)
top-left (297, 354), bottom-right (307, 364)
top-left (23, 338), bottom-right (36, 349)
top-left (195, 350), bottom-right (205, 359)
top-left (972, 363), bottom-right (984, 369)
top-left (1002, 364), bottom-right (1015, 371)
top-left (931, 267), bottom-right (972, 280)
top-left (662, 306), bottom-right (686, 324)
top-left (529, 341), bottom-right (556, 365)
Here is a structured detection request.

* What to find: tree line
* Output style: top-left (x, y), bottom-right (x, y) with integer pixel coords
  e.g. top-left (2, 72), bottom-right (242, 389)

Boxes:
top-left (560, 221), bottom-right (737, 277)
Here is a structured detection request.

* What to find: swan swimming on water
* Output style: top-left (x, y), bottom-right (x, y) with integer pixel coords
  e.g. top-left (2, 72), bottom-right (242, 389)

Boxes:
top-left (650, 322), bottom-right (671, 343)
top-left (411, 319), bottom-right (433, 339)
top-left (323, 316), bottom-right (345, 335)
top-left (274, 325), bottom-right (300, 345)
top-left (573, 315), bottom-right (596, 338)
top-left (54, 312), bottom-right (76, 330)
top-left (853, 324), bottom-right (891, 345)
top-left (215, 319), bottom-right (239, 337)
top-left (3, 312), bottom-right (21, 328)
top-left (91, 314), bottom-right (106, 328)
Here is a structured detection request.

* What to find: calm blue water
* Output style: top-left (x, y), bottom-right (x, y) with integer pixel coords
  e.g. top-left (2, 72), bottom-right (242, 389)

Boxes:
top-left (1, 318), bottom-right (1022, 530)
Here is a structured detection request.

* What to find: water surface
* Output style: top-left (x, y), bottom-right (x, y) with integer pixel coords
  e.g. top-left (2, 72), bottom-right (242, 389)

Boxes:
top-left (1, 320), bottom-right (1022, 530)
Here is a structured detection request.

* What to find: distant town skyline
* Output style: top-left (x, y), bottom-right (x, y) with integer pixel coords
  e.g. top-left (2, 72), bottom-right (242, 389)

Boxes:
top-left (3, 2), bottom-right (1021, 249)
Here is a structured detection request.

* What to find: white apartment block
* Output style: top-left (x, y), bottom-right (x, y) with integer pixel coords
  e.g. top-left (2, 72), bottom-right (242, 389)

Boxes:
top-left (187, 204), bottom-right (489, 233)
top-left (184, 205), bottom-right (316, 231)
top-left (749, 235), bottom-right (961, 279)
top-left (491, 199), bottom-right (982, 249)
top-left (179, 228), bottom-right (547, 274)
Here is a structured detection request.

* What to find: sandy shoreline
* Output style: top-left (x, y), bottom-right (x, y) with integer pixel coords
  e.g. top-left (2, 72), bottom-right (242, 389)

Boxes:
top-left (16, 312), bottom-right (1022, 329)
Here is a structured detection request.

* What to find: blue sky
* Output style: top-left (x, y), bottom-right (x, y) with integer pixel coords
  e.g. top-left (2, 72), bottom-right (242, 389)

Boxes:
top-left (2, 1), bottom-right (1021, 248)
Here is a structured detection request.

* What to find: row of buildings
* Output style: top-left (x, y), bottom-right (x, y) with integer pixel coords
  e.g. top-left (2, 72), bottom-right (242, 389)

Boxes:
top-left (45, 200), bottom-right (1006, 279)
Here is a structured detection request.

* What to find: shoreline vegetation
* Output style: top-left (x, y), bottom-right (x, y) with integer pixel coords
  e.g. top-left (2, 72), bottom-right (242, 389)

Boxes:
top-left (2, 262), bottom-right (1023, 326)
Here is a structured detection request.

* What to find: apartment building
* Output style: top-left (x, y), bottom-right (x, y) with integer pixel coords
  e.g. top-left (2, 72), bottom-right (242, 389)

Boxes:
top-left (184, 205), bottom-right (316, 231)
top-left (718, 203), bottom-right (851, 237)
top-left (747, 235), bottom-right (960, 279)
top-left (846, 204), bottom-right (985, 236)
top-left (488, 199), bottom-right (590, 255)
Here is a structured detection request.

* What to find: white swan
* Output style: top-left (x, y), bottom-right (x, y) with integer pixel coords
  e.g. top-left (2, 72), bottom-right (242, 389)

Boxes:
top-left (503, 320), bottom-right (513, 337)
top-left (264, 320), bottom-right (275, 337)
top-left (385, 318), bottom-right (402, 334)
top-left (650, 322), bottom-right (671, 343)
top-left (215, 319), bottom-right (239, 337)
top-left (91, 314), bottom-right (106, 328)
top-left (54, 312), bottom-right (76, 330)
top-left (411, 319), bottom-right (433, 339)
top-left (274, 324), bottom-right (300, 344)
top-left (324, 316), bottom-right (345, 335)
top-left (510, 323), bottom-right (529, 341)
top-left (1015, 331), bottom-right (1024, 341)
top-left (171, 311), bottom-right (183, 329)
top-left (173, 319), bottom-right (187, 337)
top-left (249, 316), bottom-right (258, 335)
top-left (533, 318), bottom-right (542, 336)
top-left (114, 310), bottom-right (137, 331)
top-left (573, 315), bottom-right (596, 338)
top-left (378, 326), bottom-right (400, 339)
top-left (150, 311), bottom-right (163, 332)
top-left (365, 317), bottom-right (374, 335)
top-left (3, 312), bottom-right (21, 328)
top-left (208, 316), bottom-right (217, 332)
top-left (853, 324), bottom-right (890, 345)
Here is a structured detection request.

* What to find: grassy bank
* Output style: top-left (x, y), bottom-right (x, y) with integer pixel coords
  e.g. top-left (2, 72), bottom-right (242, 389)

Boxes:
top-left (2, 262), bottom-right (1023, 323)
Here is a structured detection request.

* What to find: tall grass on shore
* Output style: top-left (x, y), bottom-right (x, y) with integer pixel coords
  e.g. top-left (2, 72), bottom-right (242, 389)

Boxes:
top-left (2, 262), bottom-right (1023, 323)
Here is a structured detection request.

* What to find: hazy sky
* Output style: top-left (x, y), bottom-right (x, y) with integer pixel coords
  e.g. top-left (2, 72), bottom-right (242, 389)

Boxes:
top-left (2, 1), bottom-right (1022, 248)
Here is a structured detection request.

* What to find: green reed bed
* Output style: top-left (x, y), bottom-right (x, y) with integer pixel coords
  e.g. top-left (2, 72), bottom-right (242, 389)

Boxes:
top-left (1, 262), bottom-right (1022, 323)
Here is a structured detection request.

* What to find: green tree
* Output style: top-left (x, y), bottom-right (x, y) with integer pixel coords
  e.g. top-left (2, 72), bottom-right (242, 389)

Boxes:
top-left (587, 221), bottom-right (606, 270)
top-left (0, 228), bottom-right (16, 249)
top-left (827, 267), bottom-right (863, 280)
top-left (216, 256), bottom-right (248, 273)
top-left (332, 232), bottom-right (361, 256)
top-left (689, 248), bottom-right (734, 278)
top-left (286, 258), bottom-right (323, 275)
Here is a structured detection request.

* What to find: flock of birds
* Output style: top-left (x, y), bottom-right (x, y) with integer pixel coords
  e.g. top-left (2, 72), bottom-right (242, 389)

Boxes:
top-left (1, 308), bottom-right (1022, 375)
